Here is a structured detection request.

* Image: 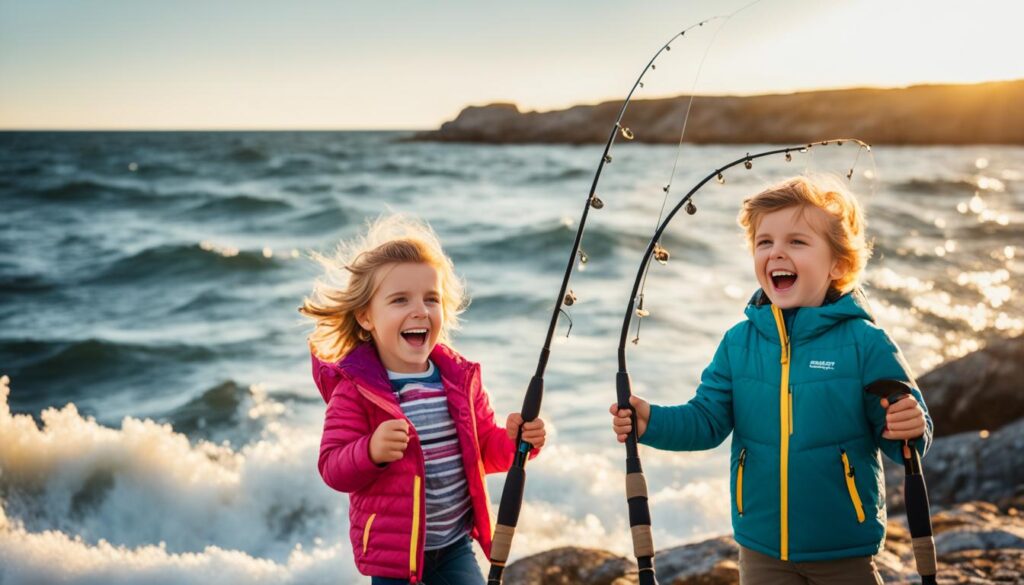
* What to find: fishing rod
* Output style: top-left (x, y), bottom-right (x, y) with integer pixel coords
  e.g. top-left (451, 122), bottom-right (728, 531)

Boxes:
top-left (484, 10), bottom-right (756, 583)
top-left (865, 379), bottom-right (937, 585)
top-left (615, 139), bottom-right (873, 580)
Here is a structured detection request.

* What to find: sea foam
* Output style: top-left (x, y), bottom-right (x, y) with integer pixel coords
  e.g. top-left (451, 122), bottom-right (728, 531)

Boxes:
top-left (0, 374), bottom-right (730, 584)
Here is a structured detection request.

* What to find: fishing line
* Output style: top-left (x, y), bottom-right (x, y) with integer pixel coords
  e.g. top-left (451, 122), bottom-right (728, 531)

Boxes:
top-left (631, 1), bottom-right (765, 348)
top-left (485, 5), bottom-right (767, 583)
top-left (630, 140), bottom-right (877, 345)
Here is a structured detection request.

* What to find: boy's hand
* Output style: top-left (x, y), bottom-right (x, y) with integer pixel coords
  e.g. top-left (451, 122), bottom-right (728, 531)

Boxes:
top-left (880, 397), bottom-right (926, 440)
top-left (369, 419), bottom-right (410, 464)
top-left (506, 413), bottom-right (546, 449)
top-left (609, 395), bottom-right (650, 443)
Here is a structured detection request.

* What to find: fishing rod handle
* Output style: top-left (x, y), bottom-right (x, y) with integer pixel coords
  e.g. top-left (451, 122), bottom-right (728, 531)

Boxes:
top-left (487, 465), bottom-right (526, 584)
top-left (904, 451), bottom-right (937, 581)
top-left (617, 372), bottom-right (659, 583)
top-left (520, 375), bottom-right (544, 423)
top-left (863, 378), bottom-right (913, 404)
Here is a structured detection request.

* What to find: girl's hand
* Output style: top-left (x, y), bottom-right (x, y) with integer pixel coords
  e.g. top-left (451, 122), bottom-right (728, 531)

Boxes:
top-left (369, 419), bottom-right (410, 464)
top-left (880, 397), bottom-right (926, 440)
top-left (609, 395), bottom-right (650, 443)
top-left (506, 413), bottom-right (546, 449)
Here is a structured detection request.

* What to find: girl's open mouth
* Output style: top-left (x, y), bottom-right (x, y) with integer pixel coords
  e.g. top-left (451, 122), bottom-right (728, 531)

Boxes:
top-left (401, 328), bottom-right (429, 347)
top-left (771, 270), bottom-right (798, 291)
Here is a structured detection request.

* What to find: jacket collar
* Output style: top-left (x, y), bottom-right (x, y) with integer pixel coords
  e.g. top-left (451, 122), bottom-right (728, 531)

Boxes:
top-left (744, 287), bottom-right (874, 343)
top-left (337, 341), bottom-right (478, 397)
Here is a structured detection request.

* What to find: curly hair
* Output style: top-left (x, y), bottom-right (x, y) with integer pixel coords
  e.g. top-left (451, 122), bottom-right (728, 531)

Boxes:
top-left (738, 174), bottom-right (872, 293)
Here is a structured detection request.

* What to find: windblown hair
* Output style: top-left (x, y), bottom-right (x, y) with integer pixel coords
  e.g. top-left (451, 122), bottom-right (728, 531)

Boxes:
top-left (299, 214), bottom-right (467, 363)
top-left (737, 174), bottom-right (872, 293)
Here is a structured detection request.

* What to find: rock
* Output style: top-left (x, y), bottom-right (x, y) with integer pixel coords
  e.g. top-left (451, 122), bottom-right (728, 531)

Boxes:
top-left (413, 80), bottom-right (1024, 145)
top-left (655, 536), bottom-right (739, 584)
top-left (503, 547), bottom-right (638, 585)
top-left (918, 335), bottom-right (1024, 437)
top-left (505, 500), bottom-right (1024, 584)
top-left (885, 418), bottom-right (1024, 510)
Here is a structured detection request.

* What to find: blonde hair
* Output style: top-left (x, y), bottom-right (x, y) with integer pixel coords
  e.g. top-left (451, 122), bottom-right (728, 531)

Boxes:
top-left (299, 215), bottom-right (467, 363)
top-left (737, 174), bottom-right (872, 293)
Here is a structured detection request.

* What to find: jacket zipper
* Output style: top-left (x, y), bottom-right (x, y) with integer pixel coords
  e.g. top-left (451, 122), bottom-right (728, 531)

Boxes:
top-left (770, 305), bottom-right (791, 560)
top-left (409, 474), bottom-right (422, 582)
top-left (362, 513), bottom-right (377, 554)
top-left (737, 448), bottom-right (747, 516)
top-left (840, 449), bottom-right (866, 523)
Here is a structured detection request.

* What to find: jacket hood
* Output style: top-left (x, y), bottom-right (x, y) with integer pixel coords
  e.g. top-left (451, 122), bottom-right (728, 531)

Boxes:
top-left (311, 342), bottom-right (477, 403)
top-left (743, 288), bottom-right (874, 343)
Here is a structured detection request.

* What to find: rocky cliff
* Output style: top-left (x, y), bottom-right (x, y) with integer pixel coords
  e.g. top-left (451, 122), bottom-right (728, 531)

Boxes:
top-left (413, 81), bottom-right (1024, 145)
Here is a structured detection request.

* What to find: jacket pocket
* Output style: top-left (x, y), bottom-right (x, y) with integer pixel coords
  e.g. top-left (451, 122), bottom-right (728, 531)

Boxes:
top-left (839, 449), bottom-right (866, 523)
top-left (736, 448), bottom-right (747, 516)
top-left (362, 512), bottom-right (377, 554)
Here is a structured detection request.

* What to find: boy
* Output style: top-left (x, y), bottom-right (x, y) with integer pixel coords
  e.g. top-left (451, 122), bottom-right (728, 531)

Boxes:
top-left (611, 175), bottom-right (932, 585)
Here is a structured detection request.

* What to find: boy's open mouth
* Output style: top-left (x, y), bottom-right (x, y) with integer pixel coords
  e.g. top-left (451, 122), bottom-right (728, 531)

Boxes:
top-left (770, 269), bottom-right (798, 291)
top-left (401, 328), bottom-right (429, 347)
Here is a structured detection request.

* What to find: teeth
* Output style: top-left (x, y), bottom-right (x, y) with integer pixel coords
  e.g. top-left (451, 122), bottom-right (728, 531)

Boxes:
top-left (771, 270), bottom-right (796, 277)
top-left (403, 329), bottom-right (428, 334)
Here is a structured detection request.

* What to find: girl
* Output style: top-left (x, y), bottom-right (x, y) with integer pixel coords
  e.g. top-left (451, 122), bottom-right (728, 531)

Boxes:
top-left (301, 215), bottom-right (546, 584)
top-left (611, 176), bottom-right (933, 585)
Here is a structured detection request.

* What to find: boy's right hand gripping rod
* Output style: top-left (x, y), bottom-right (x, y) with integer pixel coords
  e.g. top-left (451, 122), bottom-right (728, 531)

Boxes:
top-left (865, 379), bottom-right (937, 585)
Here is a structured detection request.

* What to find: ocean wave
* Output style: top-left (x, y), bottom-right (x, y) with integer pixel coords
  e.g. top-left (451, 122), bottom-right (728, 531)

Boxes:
top-left (458, 220), bottom-right (711, 270)
top-left (371, 160), bottom-right (469, 179)
top-left (160, 379), bottom-right (318, 444)
top-left (226, 146), bottom-right (270, 164)
top-left (89, 243), bottom-right (280, 285)
top-left (0, 337), bottom-right (217, 371)
top-left (31, 178), bottom-right (154, 204)
top-left (0, 375), bottom-right (361, 584)
top-left (0, 374), bottom-right (731, 584)
top-left (890, 177), bottom-right (979, 195)
top-left (0, 271), bottom-right (56, 294)
top-left (0, 338), bottom-right (219, 408)
top-left (522, 165), bottom-right (591, 184)
top-left (166, 288), bottom-right (242, 316)
top-left (278, 205), bottom-right (351, 234)
top-left (181, 194), bottom-right (295, 217)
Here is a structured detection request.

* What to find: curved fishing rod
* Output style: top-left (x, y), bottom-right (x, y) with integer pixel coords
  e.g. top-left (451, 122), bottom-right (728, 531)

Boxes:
top-left (485, 13), bottom-right (746, 585)
top-left (615, 139), bottom-right (873, 579)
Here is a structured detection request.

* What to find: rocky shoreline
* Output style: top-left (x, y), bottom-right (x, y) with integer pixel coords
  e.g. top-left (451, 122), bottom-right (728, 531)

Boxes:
top-left (503, 335), bottom-right (1024, 584)
top-left (412, 80), bottom-right (1024, 146)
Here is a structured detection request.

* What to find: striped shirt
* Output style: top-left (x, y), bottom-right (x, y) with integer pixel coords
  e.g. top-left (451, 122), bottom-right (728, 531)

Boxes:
top-left (388, 361), bottom-right (473, 550)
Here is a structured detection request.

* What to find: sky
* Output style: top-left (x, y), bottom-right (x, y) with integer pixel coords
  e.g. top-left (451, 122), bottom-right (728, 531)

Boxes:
top-left (0, 0), bottom-right (1021, 130)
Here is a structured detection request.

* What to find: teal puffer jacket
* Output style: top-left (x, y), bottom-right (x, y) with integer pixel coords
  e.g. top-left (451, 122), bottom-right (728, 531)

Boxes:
top-left (641, 289), bottom-right (933, 562)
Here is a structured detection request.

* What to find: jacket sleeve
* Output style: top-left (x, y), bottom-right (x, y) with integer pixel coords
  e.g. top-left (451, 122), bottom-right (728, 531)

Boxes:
top-left (475, 383), bottom-right (540, 474)
top-left (859, 326), bottom-right (934, 464)
top-left (317, 373), bottom-right (388, 493)
top-left (640, 334), bottom-right (734, 451)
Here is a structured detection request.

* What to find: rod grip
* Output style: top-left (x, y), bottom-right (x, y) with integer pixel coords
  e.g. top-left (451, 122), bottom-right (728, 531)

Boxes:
top-left (495, 466), bottom-right (525, 527)
top-left (864, 378), bottom-right (913, 403)
top-left (520, 375), bottom-right (543, 421)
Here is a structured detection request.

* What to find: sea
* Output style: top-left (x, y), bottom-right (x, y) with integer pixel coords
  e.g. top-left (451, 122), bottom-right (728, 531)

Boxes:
top-left (1, 130), bottom-right (1021, 584)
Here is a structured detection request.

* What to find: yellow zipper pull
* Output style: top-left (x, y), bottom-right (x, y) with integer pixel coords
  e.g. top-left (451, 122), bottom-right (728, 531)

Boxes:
top-left (737, 448), bottom-right (747, 516)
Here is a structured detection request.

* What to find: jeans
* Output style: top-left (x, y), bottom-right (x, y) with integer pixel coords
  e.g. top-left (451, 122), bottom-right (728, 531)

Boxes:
top-left (370, 534), bottom-right (485, 585)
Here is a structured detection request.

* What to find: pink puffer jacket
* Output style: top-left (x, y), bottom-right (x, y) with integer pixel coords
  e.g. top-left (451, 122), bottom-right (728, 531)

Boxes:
top-left (313, 342), bottom-right (537, 582)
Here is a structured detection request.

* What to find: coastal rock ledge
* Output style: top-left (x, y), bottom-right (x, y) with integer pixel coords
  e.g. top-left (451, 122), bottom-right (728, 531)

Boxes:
top-left (504, 501), bottom-right (1024, 584)
top-left (413, 80), bottom-right (1024, 146)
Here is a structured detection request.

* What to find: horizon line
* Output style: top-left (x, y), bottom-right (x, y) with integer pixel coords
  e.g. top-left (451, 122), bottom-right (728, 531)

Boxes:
top-left (3, 78), bottom-right (1020, 133)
